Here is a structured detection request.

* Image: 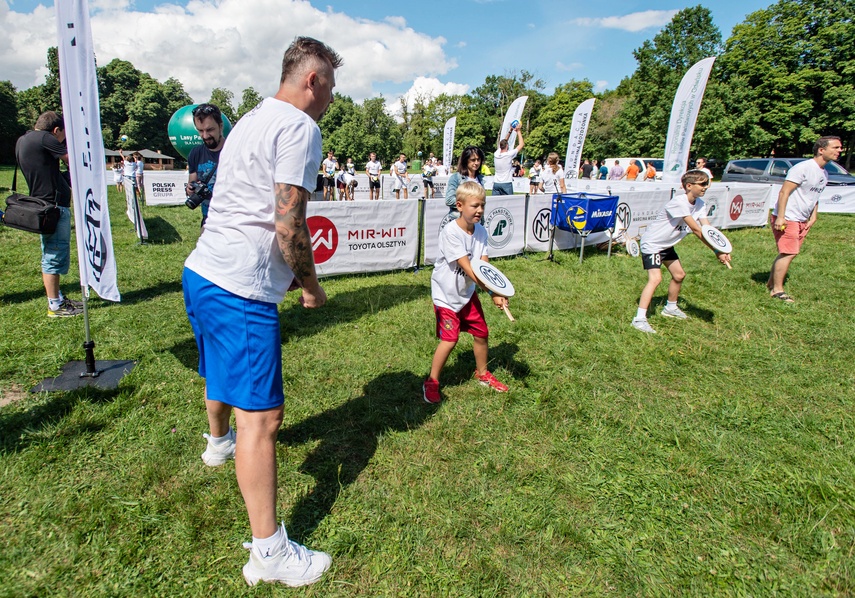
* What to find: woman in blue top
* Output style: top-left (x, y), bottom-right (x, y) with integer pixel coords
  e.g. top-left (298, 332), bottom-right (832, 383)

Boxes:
top-left (444, 146), bottom-right (485, 213)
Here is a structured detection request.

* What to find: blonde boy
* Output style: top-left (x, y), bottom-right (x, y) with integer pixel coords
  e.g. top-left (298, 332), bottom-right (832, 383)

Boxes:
top-left (424, 181), bottom-right (509, 403)
top-left (632, 170), bottom-right (731, 334)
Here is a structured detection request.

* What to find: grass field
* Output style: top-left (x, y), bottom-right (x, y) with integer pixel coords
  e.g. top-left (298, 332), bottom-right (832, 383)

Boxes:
top-left (1, 164), bottom-right (854, 596)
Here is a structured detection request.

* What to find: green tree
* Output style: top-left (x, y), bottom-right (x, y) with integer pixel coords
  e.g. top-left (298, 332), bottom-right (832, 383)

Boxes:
top-left (0, 80), bottom-right (21, 161)
top-left (208, 87), bottom-right (237, 124)
top-left (237, 87), bottom-right (263, 119)
top-left (612, 6), bottom-right (723, 157)
top-left (97, 58), bottom-right (143, 144)
top-left (526, 80), bottom-right (595, 160)
top-left (123, 75), bottom-right (172, 151)
top-left (717, 0), bottom-right (855, 160)
top-left (162, 77), bottom-right (193, 117)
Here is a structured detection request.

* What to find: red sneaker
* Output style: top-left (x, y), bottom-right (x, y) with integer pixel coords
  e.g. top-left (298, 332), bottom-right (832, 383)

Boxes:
top-left (474, 370), bottom-right (508, 392)
top-left (423, 378), bottom-right (441, 404)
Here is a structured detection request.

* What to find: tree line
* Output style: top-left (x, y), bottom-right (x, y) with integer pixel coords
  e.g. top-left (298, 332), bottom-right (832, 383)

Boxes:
top-left (1, 0), bottom-right (850, 169)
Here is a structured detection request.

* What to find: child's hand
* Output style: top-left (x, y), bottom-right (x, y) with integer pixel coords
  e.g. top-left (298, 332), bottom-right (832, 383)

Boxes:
top-left (718, 252), bottom-right (732, 269)
top-left (492, 294), bottom-right (508, 309)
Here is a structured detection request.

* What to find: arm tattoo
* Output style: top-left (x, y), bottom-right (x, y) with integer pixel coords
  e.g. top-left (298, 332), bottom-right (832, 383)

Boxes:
top-left (274, 183), bottom-right (315, 283)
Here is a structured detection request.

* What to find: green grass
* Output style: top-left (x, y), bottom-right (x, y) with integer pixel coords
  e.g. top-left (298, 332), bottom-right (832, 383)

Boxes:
top-left (1, 167), bottom-right (854, 596)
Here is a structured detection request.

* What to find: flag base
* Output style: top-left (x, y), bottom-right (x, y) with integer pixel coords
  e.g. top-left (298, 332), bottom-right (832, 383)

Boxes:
top-left (31, 360), bottom-right (136, 393)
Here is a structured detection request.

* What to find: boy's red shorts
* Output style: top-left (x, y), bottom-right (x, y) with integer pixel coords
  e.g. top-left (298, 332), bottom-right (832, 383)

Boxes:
top-left (434, 294), bottom-right (488, 342)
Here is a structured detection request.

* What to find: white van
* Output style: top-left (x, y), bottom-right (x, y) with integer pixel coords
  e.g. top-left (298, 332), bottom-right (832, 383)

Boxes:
top-left (603, 158), bottom-right (663, 181)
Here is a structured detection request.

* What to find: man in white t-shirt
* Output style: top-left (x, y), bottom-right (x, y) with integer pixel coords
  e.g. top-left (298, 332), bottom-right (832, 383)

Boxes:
top-left (365, 152), bottom-right (382, 200)
top-left (767, 136), bottom-right (841, 302)
top-left (182, 37), bottom-right (341, 588)
top-left (391, 154), bottom-right (409, 199)
top-left (695, 157), bottom-right (713, 180)
top-left (321, 150), bottom-right (337, 200)
top-left (492, 123), bottom-right (524, 196)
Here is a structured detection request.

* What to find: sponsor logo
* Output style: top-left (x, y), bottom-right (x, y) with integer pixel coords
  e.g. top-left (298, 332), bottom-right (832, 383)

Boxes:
top-left (307, 215), bottom-right (338, 264)
top-left (478, 263), bottom-right (509, 291)
top-left (84, 189), bottom-right (108, 281)
top-left (484, 206), bottom-right (514, 249)
top-left (829, 194), bottom-right (843, 204)
top-left (346, 226), bottom-right (409, 251)
top-left (615, 202), bottom-right (632, 231)
top-left (531, 208), bottom-right (553, 243)
top-left (706, 200), bottom-right (718, 219)
top-left (438, 211), bottom-right (455, 236)
top-left (707, 228), bottom-right (728, 249)
top-left (591, 209), bottom-right (613, 219)
top-left (729, 195), bottom-right (744, 221)
top-left (568, 206), bottom-right (587, 231)
top-left (441, 318), bottom-right (454, 331)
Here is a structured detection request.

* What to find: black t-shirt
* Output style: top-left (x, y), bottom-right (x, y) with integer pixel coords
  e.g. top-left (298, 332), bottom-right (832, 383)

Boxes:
top-left (188, 144), bottom-right (221, 191)
top-left (15, 130), bottom-right (71, 207)
top-left (581, 163), bottom-right (594, 178)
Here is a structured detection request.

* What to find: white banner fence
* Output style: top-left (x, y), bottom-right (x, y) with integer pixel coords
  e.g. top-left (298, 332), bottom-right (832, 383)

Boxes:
top-left (134, 176), bottom-right (852, 277)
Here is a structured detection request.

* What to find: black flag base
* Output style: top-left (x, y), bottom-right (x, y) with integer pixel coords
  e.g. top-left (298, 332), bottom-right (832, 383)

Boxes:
top-left (31, 359), bottom-right (136, 393)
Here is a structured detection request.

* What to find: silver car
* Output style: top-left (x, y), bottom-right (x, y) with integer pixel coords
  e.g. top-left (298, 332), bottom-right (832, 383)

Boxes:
top-left (721, 158), bottom-right (855, 186)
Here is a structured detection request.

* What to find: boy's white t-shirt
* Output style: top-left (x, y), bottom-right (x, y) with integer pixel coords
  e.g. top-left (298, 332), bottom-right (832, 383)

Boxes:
top-left (773, 158), bottom-right (827, 222)
top-left (540, 166), bottom-right (565, 193)
top-left (366, 159), bottom-right (382, 177)
top-left (640, 193), bottom-right (707, 254)
top-left (185, 97), bottom-right (322, 304)
top-left (431, 220), bottom-right (489, 312)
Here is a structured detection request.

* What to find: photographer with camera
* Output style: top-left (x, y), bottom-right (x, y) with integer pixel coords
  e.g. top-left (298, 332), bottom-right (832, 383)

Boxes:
top-left (186, 103), bottom-right (225, 227)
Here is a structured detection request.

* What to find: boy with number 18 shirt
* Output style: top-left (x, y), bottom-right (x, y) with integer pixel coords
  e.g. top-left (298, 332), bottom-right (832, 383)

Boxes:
top-left (631, 169), bottom-right (731, 334)
top-left (423, 181), bottom-right (509, 403)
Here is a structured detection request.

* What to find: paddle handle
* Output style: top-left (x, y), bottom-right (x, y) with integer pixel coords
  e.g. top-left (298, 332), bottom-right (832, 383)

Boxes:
top-left (725, 261), bottom-right (732, 270)
top-left (502, 305), bottom-right (515, 322)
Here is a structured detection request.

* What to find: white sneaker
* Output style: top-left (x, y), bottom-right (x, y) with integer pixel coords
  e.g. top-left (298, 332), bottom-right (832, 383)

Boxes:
top-left (632, 318), bottom-right (656, 334)
top-left (661, 305), bottom-right (688, 319)
top-left (201, 428), bottom-right (236, 466)
top-left (242, 523), bottom-right (332, 587)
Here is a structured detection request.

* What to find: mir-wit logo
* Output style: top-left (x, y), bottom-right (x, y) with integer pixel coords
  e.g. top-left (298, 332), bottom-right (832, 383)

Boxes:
top-left (307, 215), bottom-right (338, 264)
top-left (729, 195), bottom-right (744, 221)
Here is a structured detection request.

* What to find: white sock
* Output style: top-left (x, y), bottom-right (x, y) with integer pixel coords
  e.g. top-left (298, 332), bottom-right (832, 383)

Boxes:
top-left (636, 308), bottom-right (647, 320)
top-left (48, 297), bottom-right (62, 311)
top-left (253, 525), bottom-right (284, 558)
top-left (666, 300), bottom-right (678, 309)
top-left (209, 428), bottom-right (233, 445)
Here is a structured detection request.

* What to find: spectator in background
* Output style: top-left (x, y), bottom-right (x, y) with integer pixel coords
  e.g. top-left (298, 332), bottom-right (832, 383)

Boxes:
top-left (529, 159), bottom-right (542, 194)
top-left (445, 145), bottom-right (485, 213)
top-left (580, 158), bottom-right (594, 179)
top-left (15, 110), bottom-right (82, 318)
top-left (539, 152), bottom-right (566, 195)
top-left (321, 150), bottom-right (337, 201)
top-left (624, 159), bottom-right (641, 181)
top-left (644, 161), bottom-right (657, 181)
top-left (608, 160), bottom-right (624, 180)
top-left (133, 151), bottom-right (145, 202)
top-left (696, 157), bottom-right (712, 180)
top-left (492, 123), bottom-right (524, 196)
top-left (365, 152), bottom-right (382, 200)
top-left (112, 159), bottom-right (123, 192)
top-left (391, 153), bottom-right (410, 199)
top-left (423, 158), bottom-right (437, 198)
top-left (598, 159), bottom-right (609, 180)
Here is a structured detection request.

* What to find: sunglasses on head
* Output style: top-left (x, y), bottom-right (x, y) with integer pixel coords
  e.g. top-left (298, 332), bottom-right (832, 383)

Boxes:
top-left (192, 105), bottom-right (218, 117)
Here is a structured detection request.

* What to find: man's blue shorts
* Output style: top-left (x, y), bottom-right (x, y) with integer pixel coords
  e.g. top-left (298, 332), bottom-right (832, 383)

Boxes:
top-left (182, 267), bottom-right (284, 411)
top-left (41, 206), bottom-right (71, 275)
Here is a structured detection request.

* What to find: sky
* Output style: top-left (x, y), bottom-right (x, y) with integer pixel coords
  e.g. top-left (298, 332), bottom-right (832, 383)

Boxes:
top-left (1, 0), bottom-right (774, 113)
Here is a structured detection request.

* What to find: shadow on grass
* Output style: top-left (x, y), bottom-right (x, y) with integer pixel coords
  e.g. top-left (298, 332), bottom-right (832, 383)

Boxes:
top-left (279, 371), bottom-right (436, 539)
top-left (142, 216), bottom-right (182, 244)
top-left (119, 280), bottom-right (184, 305)
top-left (750, 270), bottom-right (783, 289)
top-left (440, 341), bottom-right (530, 388)
top-left (0, 386), bottom-right (122, 454)
top-left (168, 283), bottom-right (426, 371)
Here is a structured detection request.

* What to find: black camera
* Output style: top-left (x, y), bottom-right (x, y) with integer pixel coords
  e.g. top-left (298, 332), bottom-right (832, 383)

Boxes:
top-left (185, 181), bottom-right (212, 209)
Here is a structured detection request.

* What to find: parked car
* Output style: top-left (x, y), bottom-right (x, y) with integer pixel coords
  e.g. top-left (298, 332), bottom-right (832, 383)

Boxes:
top-left (720, 158), bottom-right (855, 186)
top-left (603, 157), bottom-right (663, 181)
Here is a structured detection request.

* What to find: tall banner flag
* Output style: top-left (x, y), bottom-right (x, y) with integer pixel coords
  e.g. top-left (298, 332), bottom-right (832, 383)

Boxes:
top-left (499, 96), bottom-right (528, 149)
top-left (662, 56), bottom-right (716, 183)
top-left (56, 0), bottom-right (120, 302)
top-left (443, 117), bottom-right (456, 169)
top-left (564, 98), bottom-right (596, 180)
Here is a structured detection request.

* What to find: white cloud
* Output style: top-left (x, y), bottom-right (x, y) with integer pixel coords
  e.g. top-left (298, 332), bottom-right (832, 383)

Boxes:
top-left (456, 41), bottom-right (467, 48)
top-left (556, 61), bottom-right (583, 72)
top-left (0, 0), bottom-right (456, 103)
top-left (389, 76), bottom-right (469, 120)
top-left (594, 80), bottom-right (608, 92)
top-left (572, 10), bottom-right (679, 33)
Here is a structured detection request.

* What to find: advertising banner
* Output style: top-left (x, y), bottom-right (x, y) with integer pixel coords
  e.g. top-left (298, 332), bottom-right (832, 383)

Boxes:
top-left (56, 0), bottom-right (120, 301)
top-left (499, 96), bottom-right (528, 149)
top-left (143, 171), bottom-right (189, 205)
top-left (715, 185), bottom-right (772, 228)
top-left (564, 98), bottom-right (596, 180)
top-left (662, 56), bottom-right (716, 183)
top-left (381, 173), bottom-right (423, 199)
top-left (819, 185), bottom-right (855, 214)
top-left (443, 117), bottom-right (456, 169)
top-left (306, 200), bottom-right (419, 277)
top-left (422, 196), bottom-right (526, 264)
